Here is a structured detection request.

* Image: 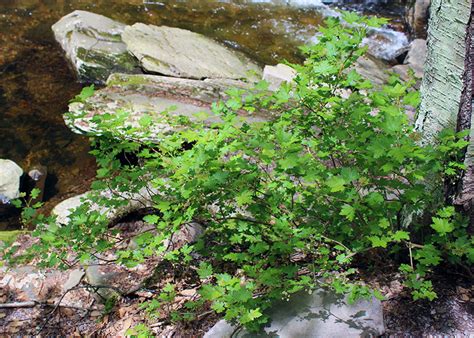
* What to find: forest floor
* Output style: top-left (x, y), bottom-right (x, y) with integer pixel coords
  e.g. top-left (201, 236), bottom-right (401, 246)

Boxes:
top-left (0, 221), bottom-right (473, 337)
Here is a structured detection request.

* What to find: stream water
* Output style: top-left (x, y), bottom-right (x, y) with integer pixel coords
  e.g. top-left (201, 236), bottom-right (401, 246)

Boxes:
top-left (0, 0), bottom-right (409, 229)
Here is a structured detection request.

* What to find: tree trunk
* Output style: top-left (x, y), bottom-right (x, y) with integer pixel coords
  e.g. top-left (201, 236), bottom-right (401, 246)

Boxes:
top-left (415, 0), bottom-right (473, 211)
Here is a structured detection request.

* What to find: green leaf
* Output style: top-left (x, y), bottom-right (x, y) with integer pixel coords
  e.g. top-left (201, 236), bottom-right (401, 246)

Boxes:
top-left (327, 176), bottom-right (346, 192)
top-left (368, 236), bottom-right (389, 248)
top-left (431, 217), bottom-right (454, 235)
top-left (393, 231), bottom-right (410, 242)
top-left (197, 262), bottom-right (213, 279)
top-left (340, 204), bottom-right (355, 221)
top-left (138, 114), bottom-right (153, 127)
top-left (236, 190), bottom-right (253, 206)
top-left (71, 85), bottom-right (95, 103)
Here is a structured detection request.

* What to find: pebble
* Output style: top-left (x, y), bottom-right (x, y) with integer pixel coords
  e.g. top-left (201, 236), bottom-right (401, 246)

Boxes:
top-left (90, 310), bottom-right (102, 317)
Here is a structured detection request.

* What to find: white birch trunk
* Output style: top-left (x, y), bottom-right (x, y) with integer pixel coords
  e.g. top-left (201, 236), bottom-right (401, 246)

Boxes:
top-left (415, 0), bottom-right (473, 209)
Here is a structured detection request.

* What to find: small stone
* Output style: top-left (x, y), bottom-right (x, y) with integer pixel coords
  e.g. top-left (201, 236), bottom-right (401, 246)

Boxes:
top-left (461, 294), bottom-right (470, 302)
top-left (118, 307), bottom-right (128, 318)
top-left (63, 269), bottom-right (85, 291)
top-left (90, 310), bottom-right (102, 317)
top-left (180, 289), bottom-right (197, 297)
top-left (263, 64), bottom-right (297, 91)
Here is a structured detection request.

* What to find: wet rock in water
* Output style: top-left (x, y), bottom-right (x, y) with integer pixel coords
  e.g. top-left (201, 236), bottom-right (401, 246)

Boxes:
top-left (122, 23), bottom-right (262, 81)
top-left (305, 4), bottom-right (409, 61)
top-left (65, 73), bottom-right (267, 140)
top-left (0, 159), bottom-right (23, 201)
top-left (52, 10), bottom-right (141, 84)
top-left (263, 64), bottom-right (297, 91)
top-left (51, 187), bottom-right (155, 225)
top-left (392, 39), bottom-right (427, 81)
top-left (204, 288), bottom-right (385, 337)
top-left (363, 27), bottom-right (409, 61)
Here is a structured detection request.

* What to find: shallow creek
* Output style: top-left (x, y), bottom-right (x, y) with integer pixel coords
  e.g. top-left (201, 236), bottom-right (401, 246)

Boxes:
top-left (0, 0), bottom-right (407, 229)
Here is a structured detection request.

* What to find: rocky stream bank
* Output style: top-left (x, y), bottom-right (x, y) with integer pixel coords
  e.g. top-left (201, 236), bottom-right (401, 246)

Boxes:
top-left (1, 4), bottom-right (473, 337)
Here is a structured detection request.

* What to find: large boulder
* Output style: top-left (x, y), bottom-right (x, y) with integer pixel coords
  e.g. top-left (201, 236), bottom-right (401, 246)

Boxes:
top-left (52, 10), bottom-right (141, 84)
top-left (65, 73), bottom-right (268, 139)
top-left (0, 159), bottom-right (23, 201)
top-left (122, 23), bottom-right (262, 81)
top-left (204, 288), bottom-right (385, 337)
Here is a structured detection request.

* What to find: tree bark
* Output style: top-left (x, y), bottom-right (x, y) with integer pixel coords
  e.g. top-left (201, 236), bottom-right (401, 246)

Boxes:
top-left (415, 0), bottom-right (473, 211)
top-left (415, 0), bottom-right (472, 140)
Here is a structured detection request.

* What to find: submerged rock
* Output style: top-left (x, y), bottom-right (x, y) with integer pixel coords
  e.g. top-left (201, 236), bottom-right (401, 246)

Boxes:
top-left (363, 27), bottom-right (409, 61)
top-left (65, 73), bottom-right (268, 139)
top-left (122, 23), bottom-right (262, 81)
top-left (0, 159), bottom-right (23, 201)
top-left (204, 288), bottom-right (385, 337)
top-left (52, 10), bottom-right (141, 84)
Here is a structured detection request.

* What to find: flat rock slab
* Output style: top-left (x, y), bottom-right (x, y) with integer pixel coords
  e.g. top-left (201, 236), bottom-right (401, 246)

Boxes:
top-left (122, 23), bottom-right (262, 80)
top-left (52, 10), bottom-right (141, 84)
top-left (204, 289), bottom-right (384, 338)
top-left (66, 73), bottom-right (269, 139)
top-left (51, 187), bottom-right (156, 225)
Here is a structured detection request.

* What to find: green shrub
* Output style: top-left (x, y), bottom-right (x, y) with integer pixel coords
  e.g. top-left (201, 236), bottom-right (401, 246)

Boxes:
top-left (10, 13), bottom-right (473, 331)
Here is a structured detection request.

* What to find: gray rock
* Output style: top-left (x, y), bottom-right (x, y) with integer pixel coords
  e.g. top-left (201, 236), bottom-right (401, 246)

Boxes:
top-left (85, 263), bottom-right (122, 300)
top-left (392, 39), bottom-right (426, 81)
top-left (122, 23), bottom-right (261, 81)
top-left (353, 56), bottom-right (389, 87)
top-left (85, 222), bottom-right (204, 301)
top-left (0, 266), bottom-right (69, 302)
top-left (0, 159), bottom-right (23, 201)
top-left (51, 187), bottom-right (155, 225)
top-left (63, 269), bottom-right (85, 291)
top-left (263, 64), bottom-right (297, 91)
top-left (404, 39), bottom-right (426, 78)
top-left (52, 10), bottom-right (141, 84)
top-left (204, 288), bottom-right (384, 338)
top-left (65, 73), bottom-right (268, 139)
